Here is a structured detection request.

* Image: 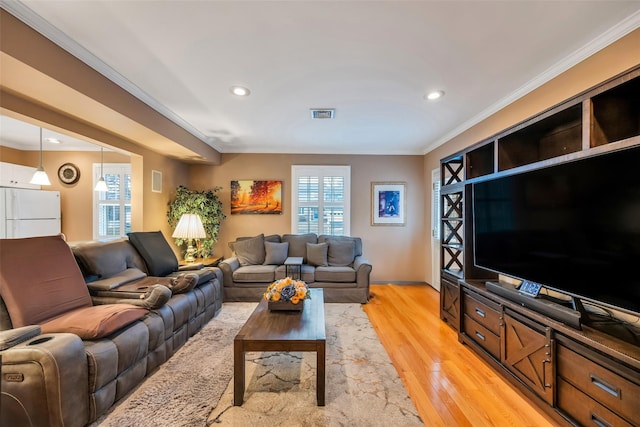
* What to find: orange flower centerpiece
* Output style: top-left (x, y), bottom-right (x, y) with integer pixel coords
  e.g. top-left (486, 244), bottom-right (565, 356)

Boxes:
top-left (264, 277), bottom-right (310, 311)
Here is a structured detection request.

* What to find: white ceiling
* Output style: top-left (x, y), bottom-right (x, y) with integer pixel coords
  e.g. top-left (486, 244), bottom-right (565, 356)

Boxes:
top-left (3, 1), bottom-right (640, 155)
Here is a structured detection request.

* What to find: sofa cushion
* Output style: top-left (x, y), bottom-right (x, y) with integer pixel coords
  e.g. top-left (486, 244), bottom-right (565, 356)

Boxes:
top-left (264, 241), bottom-right (289, 265)
top-left (234, 234), bottom-right (266, 266)
top-left (40, 304), bottom-right (148, 339)
top-left (0, 235), bottom-right (93, 327)
top-left (232, 265), bottom-right (276, 283)
top-left (306, 242), bottom-right (328, 267)
top-left (315, 266), bottom-right (356, 283)
top-left (282, 233), bottom-right (317, 262)
top-left (327, 239), bottom-right (356, 266)
top-left (128, 231), bottom-right (179, 276)
top-left (319, 235), bottom-right (363, 257)
top-left (73, 239), bottom-right (146, 279)
top-left (85, 268), bottom-right (148, 292)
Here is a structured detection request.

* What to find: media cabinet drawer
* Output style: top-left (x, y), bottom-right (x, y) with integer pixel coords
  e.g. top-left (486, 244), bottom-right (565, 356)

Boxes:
top-left (557, 378), bottom-right (633, 427)
top-left (462, 290), bottom-right (501, 335)
top-left (557, 344), bottom-right (640, 423)
top-left (463, 315), bottom-right (500, 359)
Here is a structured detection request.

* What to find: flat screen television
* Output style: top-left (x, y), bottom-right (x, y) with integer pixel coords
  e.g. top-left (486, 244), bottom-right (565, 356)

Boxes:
top-left (473, 145), bottom-right (640, 317)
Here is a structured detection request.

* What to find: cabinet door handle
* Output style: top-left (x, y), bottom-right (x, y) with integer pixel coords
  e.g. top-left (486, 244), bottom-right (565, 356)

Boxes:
top-left (475, 331), bottom-right (486, 341)
top-left (475, 308), bottom-right (486, 318)
top-left (590, 374), bottom-right (620, 399)
top-left (590, 412), bottom-right (613, 427)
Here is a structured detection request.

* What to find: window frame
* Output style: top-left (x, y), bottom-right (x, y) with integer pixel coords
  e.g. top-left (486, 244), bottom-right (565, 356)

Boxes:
top-left (93, 162), bottom-right (131, 239)
top-left (291, 165), bottom-right (351, 236)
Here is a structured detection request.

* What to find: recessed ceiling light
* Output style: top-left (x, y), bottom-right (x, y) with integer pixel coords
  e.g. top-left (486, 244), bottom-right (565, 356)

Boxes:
top-left (230, 86), bottom-right (250, 96)
top-left (425, 90), bottom-right (445, 101)
top-left (46, 137), bottom-right (61, 144)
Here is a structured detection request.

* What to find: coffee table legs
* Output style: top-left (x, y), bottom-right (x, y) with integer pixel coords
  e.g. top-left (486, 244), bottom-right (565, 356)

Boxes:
top-left (233, 338), bottom-right (326, 406)
top-left (317, 339), bottom-right (326, 406)
top-left (233, 337), bottom-right (244, 406)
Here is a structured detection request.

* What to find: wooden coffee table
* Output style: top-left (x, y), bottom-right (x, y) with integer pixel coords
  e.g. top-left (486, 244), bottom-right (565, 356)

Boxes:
top-left (233, 288), bottom-right (326, 406)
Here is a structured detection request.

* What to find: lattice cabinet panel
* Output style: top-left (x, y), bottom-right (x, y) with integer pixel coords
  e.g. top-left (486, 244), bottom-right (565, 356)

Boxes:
top-left (442, 156), bottom-right (464, 185)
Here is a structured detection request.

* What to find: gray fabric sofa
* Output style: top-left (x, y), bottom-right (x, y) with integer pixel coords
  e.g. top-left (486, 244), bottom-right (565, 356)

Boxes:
top-left (0, 232), bottom-right (223, 427)
top-left (219, 233), bottom-right (372, 303)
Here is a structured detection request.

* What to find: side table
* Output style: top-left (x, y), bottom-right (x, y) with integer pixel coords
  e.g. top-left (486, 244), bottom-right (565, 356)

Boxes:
top-left (284, 256), bottom-right (303, 280)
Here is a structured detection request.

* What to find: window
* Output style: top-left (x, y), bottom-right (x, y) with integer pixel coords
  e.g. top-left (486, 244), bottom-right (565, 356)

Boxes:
top-left (93, 163), bottom-right (131, 239)
top-left (291, 165), bottom-right (350, 236)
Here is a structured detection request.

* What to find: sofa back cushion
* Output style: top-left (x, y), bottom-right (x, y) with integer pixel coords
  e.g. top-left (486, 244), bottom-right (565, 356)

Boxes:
top-left (0, 235), bottom-right (93, 327)
top-left (327, 239), bottom-right (356, 266)
top-left (233, 234), bottom-right (266, 266)
top-left (282, 233), bottom-right (318, 262)
top-left (128, 231), bottom-right (179, 276)
top-left (319, 235), bottom-right (363, 257)
top-left (72, 239), bottom-right (146, 279)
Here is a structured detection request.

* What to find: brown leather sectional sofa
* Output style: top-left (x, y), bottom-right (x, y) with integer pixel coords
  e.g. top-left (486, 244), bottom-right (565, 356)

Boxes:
top-left (0, 232), bottom-right (223, 427)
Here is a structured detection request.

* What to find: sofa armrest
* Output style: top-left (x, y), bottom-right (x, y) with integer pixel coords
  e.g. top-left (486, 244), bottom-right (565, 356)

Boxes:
top-left (354, 255), bottom-right (372, 299)
top-left (0, 325), bottom-right (41, 350)
top-left (204, 266), bottom-right (223, 284)
top-left (219, 257), bottom-right (240, 287)
top-left (0, 331), bottom-right (89, 427)
top-left (178, 263), bottom-right (204, 271)
top-left (353, 255), bottom-right (371, 272)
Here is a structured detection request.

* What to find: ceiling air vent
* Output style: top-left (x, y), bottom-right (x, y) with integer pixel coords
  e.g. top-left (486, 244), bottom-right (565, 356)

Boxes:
top-left (310, 109), bottom-right (335, 119)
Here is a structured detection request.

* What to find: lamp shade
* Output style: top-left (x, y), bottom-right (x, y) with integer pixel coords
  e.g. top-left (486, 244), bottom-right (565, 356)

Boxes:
top-left (94, 177), bottom-right (108, 192)
top-left (172, 214), bottom-right (206, 239)
top-left (30, 166), bottom-right (51, 186)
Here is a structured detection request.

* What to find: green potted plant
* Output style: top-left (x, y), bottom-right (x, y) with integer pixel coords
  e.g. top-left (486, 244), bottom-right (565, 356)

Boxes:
top-left (167, 185), bottom-right (226, 258)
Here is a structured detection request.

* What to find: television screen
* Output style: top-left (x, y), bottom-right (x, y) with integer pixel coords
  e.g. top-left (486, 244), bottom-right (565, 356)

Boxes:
top-left (473, 145), bottom-right (640, 316)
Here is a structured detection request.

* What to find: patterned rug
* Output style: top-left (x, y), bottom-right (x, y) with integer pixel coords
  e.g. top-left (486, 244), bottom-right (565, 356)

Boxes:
top-left (92, 303), bottom-right (423, 426)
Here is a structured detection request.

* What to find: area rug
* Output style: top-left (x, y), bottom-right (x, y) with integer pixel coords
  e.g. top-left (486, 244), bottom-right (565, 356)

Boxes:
top-left (92, 303), bottom-right (422, 426)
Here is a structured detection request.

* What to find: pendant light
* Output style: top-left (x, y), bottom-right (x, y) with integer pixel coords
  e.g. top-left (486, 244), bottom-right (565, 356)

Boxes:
top-left (94, 147), bottom-right (108, 192)
top-left (30, 128), bottom-right (51, 186)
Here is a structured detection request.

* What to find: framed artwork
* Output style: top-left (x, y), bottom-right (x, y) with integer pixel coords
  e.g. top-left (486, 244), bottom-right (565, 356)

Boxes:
top-left (371, 182), bottom-right (406, 226)
top-left (231, 180), bottom-right (283, 214)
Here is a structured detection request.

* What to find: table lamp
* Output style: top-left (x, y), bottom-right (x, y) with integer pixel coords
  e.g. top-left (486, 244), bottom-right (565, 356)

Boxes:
top-left (172, 213), bottom-right (206, 263)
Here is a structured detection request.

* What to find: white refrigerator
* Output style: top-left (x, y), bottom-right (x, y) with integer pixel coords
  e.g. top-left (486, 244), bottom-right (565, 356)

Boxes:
top-left (0, 188), bottom-right (61, 238)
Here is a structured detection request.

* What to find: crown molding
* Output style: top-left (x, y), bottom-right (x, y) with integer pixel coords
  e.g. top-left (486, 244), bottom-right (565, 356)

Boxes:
top-left (423, 10), bottom-right (640, 156)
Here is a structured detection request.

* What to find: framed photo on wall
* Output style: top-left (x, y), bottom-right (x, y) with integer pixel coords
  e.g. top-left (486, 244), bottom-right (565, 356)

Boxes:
top-left (371, 182), bottom-right (406, 226)
top-left (230, 180), bottom-right (283, 214)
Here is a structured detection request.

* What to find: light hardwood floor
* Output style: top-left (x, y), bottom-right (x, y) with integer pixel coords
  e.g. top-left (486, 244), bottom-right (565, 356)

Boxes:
top-left (363, 284), bottom-right (559, 427)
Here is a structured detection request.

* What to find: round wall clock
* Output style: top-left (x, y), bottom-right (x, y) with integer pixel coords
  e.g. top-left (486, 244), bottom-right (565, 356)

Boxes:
top-left (58, 163), bottom-right (80, 184)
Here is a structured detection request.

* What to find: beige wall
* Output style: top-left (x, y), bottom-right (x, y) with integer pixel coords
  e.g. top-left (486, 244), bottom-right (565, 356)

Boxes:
top-left (422, 28), bottom-right (640, 285)
top-left (188, 153), bottom-right (426, 283)
top-left (1, 144), bottom-right (189, 242)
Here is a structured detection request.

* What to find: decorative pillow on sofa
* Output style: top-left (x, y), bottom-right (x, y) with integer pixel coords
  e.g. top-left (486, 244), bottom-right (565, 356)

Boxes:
top-left (306, 242), bottom-right (328, 267)
top-left (234, 234), bottom-right (266, 266)
top-left (264, 241), bottom-right (289, 265)
top-left (127, 231), bottom-right (178, 276)
top-left (41, 304), bottom-right (148, 339)
top-left (327, 239), bottom-right (356, 266)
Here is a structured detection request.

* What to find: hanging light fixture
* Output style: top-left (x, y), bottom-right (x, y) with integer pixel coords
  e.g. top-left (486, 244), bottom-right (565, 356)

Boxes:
top-left (94, 147), bottom-right (108, 192)
top-left (30, 128), bottom-right (51, 186)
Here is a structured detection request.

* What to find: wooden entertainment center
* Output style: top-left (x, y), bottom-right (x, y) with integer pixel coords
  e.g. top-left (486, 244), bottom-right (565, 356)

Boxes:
top-left (439, 65), bottom-right (640, 426)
